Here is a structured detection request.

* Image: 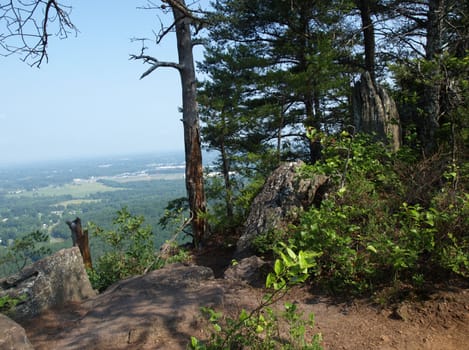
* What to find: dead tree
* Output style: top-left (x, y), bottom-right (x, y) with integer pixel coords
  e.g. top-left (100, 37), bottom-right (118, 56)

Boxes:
top-left (131, 0), bottom-right (207, 248)
top-left (0, 0), bottom-right (77, 66)
top-left (353, 71), bottom-right (402, 151)
top-left (66, 217), bottom-right (92, 269)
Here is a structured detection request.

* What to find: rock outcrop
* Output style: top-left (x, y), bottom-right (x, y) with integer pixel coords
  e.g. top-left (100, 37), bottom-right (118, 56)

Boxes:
top-left (235, 161), bottom-right (328, 258)
top-left (0, 247), bottom-right (96, 321)
top-left (0, 314), bottom-right (34, 350)
top-left (21, 263), bottom-right (240, 350)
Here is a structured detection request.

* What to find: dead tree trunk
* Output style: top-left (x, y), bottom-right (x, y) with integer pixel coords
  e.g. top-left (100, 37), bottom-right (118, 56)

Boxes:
top-left (171, 0), bottom-right (207, 248)
top-left (130, 0), bottom-right (208, 248)
top-left (66, 217), bottom-right (92, 269)
top-left (353, 71), bottom-right (402, 151)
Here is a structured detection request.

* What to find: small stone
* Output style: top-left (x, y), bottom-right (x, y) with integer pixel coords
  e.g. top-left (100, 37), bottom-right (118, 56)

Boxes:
top-left (380, 335), bottom-right (390, 342)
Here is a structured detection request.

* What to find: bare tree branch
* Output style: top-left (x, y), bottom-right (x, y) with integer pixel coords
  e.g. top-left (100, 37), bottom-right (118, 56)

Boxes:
top-left (130, 52), bottom-right (182, 79)
top-left (130, 41), bottom-right (182, 79)
top-left (0, 0), bottom-right (77, 67)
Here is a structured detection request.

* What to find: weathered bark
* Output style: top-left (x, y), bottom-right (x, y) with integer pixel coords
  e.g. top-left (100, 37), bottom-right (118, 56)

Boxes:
top-left (171, 0), bottom-right (207, 247)
top-left (353, 71), bottom-right (402, 151)
top-left (66, 217), bottom-right (92, 269)
top-left (421, 0), bottom-right (445, 155)
top-left (220, 137), bottom-right (234, 225)
top-left (356, 0), bottom-right (376, 81)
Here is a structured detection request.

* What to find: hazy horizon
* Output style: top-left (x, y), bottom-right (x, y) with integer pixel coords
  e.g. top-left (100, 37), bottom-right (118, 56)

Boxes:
top-left (0, 148), bottom-right (186, 168)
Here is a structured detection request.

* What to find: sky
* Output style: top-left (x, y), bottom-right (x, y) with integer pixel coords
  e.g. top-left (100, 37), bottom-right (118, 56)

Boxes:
top-left (0, 1), bottom-right (206, 165)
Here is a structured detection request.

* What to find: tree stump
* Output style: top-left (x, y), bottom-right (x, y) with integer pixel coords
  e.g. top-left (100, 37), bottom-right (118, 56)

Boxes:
top-left (66, 217), bottom-right (92, 269)
top-left (353, 71), bottom-right (402, 151)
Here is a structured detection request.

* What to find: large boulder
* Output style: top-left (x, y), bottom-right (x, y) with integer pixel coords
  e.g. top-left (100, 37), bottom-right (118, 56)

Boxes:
top-left (0, 247), bottom-right (96, 321)
top-left (235, 161), bottom-right (328, 258)
top-left (0, 314), bottom-right (34, 350)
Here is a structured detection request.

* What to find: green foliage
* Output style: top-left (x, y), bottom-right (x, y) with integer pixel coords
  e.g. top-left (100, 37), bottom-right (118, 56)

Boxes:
top-left (0, 294), bottom-right (26, 316)
top-left (391, 51), bottom-right (469, 157)
top-left (190, 303), bottom-right (322, 350)
top-left (190, 245), bottom-right (322, 349)
top-left (266, 243), bottom-right (321, 291)
top-left (88, 207), bottom-right (185, 291)
top-left (158, 197), bottom-right (189, 231)
top-left (203, 162), bottom-right (267, 238)
top-left (0, 230), bottom-right (51, 277)
top-left (287, 133), bottom-right (468, 294)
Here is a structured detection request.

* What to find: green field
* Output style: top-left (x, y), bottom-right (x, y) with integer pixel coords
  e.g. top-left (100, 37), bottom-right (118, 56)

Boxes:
top-left (7, 181), bottom-right (123, 199)
top-left (55, 199), bottom-right (102, 207)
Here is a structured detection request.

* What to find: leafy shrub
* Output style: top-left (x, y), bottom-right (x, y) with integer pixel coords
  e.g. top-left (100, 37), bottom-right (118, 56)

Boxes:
top-left (87, 207), bottom-right (189, 291)
top-left (287, 133), bottom-right (468, 295)
top-left (0, 230), bottom-right (51, 277)
top-left (190, 245), bottom-right (322, 349)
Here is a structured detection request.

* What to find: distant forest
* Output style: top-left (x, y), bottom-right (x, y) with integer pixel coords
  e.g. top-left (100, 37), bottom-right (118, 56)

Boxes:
top-left (0, 154), bottom-right (189, 277)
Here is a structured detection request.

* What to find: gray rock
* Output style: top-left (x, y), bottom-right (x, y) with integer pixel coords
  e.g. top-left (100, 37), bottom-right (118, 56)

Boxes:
top-left (235, 161), bottom-right (328, 258)
top-left (0, 247), bottom-right (96, 321)
top-left (0, 314), bottom-right (34, 350)
top-left (224, 256), bottom-right (269, 287)
top-left (23, 264), bottom-right (224, 349)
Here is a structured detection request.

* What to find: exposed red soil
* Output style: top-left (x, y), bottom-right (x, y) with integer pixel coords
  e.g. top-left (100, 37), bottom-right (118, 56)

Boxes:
top-left (20, 246), bottom-right (469, 350)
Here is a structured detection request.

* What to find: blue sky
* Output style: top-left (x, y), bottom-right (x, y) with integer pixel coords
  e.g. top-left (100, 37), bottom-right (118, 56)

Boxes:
top-left (0, 1), bottom-right (206, 165)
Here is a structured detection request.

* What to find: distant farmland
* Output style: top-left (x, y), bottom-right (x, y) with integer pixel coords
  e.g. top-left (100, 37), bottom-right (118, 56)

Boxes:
top-left (7, 181), bottom-right (122, 199)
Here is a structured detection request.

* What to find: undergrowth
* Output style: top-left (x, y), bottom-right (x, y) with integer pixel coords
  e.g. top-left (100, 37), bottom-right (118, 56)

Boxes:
top-left (255, 132), bottom-right (468, 297)
top-left (190, 245), bottom-right (323, 349)
top-left (87, 207), bottom-right (189, 292)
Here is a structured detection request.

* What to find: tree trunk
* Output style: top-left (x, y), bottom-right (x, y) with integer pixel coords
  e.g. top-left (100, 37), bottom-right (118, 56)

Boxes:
top-left (304, 91), bottom-right (322, 163)
top-left (220, 137), bottom-right (234, 226)
top-left (353, 71), bottom-right (402, 151)
top-left (66, 217), bottom-right (92, 269)
top-left (421, 0), bottom-right (444, 155)
top-left (356, 0), bottom-right (376, 81)
top-left (171, 0), bottom-right (207, 247)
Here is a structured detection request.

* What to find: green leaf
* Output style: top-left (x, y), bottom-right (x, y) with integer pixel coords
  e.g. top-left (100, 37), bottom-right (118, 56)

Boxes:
top-left (274, 259), bottom-right (283, 275)
top-left (266, 273), bottom-right (275, 288)
top-left (239, 309), bottom-right (249, 321)
top-left (286, 247), bottom-right (297, 260)
top-left (190, 336), bottom-right (199, 348)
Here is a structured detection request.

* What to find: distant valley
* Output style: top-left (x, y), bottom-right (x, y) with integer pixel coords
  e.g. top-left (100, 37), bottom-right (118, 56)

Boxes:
top-left (0, 151), bottom-right (198, 272)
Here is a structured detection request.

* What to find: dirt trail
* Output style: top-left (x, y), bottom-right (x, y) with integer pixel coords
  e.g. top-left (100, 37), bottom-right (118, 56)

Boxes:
top-left (19, 248), bottom-right (469, 350)
top-left (21, 279), bottom-right (469, 349)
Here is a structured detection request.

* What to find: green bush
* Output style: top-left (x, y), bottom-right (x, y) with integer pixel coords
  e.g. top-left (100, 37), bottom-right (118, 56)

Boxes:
top-left (87, 207), bottom-right (189, 291)
top-left (286, 133), bottom-right (468, 295)
top-left (190, 245), bottom-right (322, 350)
top-left (0, 230), bottom-right (51, 277)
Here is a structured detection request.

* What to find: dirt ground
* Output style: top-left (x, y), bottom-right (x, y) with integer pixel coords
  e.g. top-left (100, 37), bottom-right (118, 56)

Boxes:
top-left (20, 247), bottom-right (469, 350)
